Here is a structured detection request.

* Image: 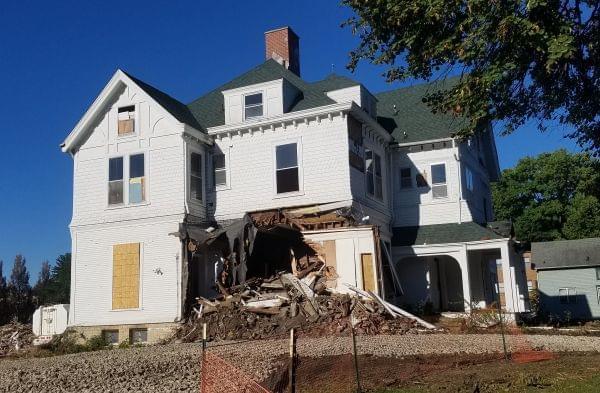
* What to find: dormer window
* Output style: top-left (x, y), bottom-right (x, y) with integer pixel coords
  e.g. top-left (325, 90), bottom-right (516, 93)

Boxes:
top-left (244, 93), bottom-right (263, 120)
top-left (118, 105), bottom-right (135, 136)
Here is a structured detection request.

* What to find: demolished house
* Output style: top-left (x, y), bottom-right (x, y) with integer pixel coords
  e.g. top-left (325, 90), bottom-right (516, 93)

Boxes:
top-left (60, 26), bottom-right (529, 343)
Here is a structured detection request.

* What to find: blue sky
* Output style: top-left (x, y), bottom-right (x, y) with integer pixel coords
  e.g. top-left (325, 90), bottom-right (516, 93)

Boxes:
top-left (0, 1), bottom-right (580, 282)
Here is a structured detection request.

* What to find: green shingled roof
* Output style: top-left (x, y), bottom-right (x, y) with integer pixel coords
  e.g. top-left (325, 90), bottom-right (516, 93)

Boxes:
top-left (124, 71), bottom-right (203, 130)
top-left (126, 60), bottom-right (467, 143)
top-left (532, 238), bottom-right (600, 270)
top-left (376, 78), bottom-right (468, 144)
top-left (185, 60), bottom-right (360, 130)
top-left (392, 221), bottom-right (510, 247)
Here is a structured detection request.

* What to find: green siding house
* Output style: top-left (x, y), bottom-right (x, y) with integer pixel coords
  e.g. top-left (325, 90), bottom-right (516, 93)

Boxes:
top-left (533, 238), bottom-right (600, 320)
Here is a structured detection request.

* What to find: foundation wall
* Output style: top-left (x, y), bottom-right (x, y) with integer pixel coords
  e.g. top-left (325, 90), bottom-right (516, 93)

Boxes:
top-left (70, 322), bottom-right (178, 344)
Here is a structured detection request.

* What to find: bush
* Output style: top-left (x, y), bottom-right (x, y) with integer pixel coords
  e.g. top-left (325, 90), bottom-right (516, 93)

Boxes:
top-left (85, 334), bottom-right (110, 351)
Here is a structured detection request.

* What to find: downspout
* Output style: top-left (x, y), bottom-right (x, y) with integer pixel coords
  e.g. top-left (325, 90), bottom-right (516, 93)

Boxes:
top-left (453, 139), bottom-right (463, 224)
top-left (179, 133), bottom-right (189, 322)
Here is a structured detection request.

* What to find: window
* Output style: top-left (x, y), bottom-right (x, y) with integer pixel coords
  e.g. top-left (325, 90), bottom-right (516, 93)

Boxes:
top-left (129, 328), bottom-right (148, 344)
top-left (117, 105), bottom-right (135, 136)
top-left (365, 149), bottom-right (383, 199)
top-left (348, 116), bottom-right (364, 171)
top-left (103, 330), bottom-right (119, 345)
top-left (597, 286), bottom-right (600, 305)
top-left (559, 288), bottom-right (577, 304)
top-left (275, 143), bottom-right (299, 194)
top-left (465, 167), bottom-right (474, 192)
top-left (596, 267), bottom-right (600, 280)
top-left (400, 167), bottom-right (412, 189)
top-left (112, 243), bottom-right (140, 310)
top-left (108, 157), bottom-right (124, 205)
top-left (431, 163), bottom-right (447, 198)
top-left (190, 152), bottom-right (203, 201)
top-left (129, 154), bottom-right (145, 204)
top-left (244, 93), bottom-right (263, 119)
top-left (213, 153), bottom-right (226, 188)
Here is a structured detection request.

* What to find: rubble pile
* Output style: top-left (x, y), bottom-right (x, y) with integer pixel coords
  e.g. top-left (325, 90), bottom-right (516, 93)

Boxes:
top-left (176, 264), bottom-right (430, 342)
top-left (0, 321), bottom-right (34, 357)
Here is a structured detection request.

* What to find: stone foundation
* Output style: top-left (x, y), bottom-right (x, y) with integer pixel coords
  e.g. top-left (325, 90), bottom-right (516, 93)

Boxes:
top-left (70, 322), bottom-right (178, 344)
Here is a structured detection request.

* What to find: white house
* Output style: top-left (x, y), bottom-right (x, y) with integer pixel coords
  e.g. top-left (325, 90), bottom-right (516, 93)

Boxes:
top-left (61, 27), bottom-right (529, 343)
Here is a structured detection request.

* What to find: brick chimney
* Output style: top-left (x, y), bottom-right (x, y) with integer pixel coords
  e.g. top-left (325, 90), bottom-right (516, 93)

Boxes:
top-left (265, 27), bottom-right (300, 76)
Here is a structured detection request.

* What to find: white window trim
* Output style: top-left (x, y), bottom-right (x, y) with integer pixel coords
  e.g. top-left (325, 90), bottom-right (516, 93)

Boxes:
top-left (243, 91), bottom-right (265, 122)
top-left (559, 287), bottom-right (577, 304)
top-left (106, 151), bottom-right (150, 210)
top-left (430, 161), bottom-right (448, 199)
top-left (213, 147), bottom-right (231, 191)
top-left (109, 242), bottom-right (144, 312)
top-left (272, 138), bottom-right (304, 198)
top-left (364, 146), bottom-right (384, 202)
top-left (188, 148), bottom-right (205, 204)
top-left (116, 103), bottom-right (139, 139)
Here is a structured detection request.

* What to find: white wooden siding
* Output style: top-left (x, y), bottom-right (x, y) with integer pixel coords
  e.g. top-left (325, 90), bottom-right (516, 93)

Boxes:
top-left (69, 218), bottom-right (182, 326)
top-left (210, 114), bottom-right (353, 220)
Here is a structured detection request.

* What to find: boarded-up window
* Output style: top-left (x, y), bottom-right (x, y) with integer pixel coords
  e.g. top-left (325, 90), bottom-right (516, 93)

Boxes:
top-left (112, 243), bottom-right (140, 310)
top-left (361, 253), bottom-right (376, 292)
top-left (118, 105), bottom-right (135, 135)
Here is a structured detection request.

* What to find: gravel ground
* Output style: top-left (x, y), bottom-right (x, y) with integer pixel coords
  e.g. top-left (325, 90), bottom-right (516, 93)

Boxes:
top-left (3, 333), bottom-right (600, 392)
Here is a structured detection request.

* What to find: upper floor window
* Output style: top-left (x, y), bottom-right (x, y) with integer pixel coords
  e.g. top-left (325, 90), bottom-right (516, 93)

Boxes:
top-left (118, 105), bottom-right (135, 136)
top-left (275, 143), bottom-right (299, 194)
top-left (465, 167), bottom-right (474, 192)
top-left (190, 152), bottom-right (203, 201)
top-left (108, 154), bottom-right (145, 205)
top-left (244, 93), bottom-right (263, 120)
top-left (108, 157), bottom-right (124, 205)
top-left (431, 163), bottom-right (447, 198)
top-left (400, 167), bottom-right (412, 189)
top-left (129, 154), bottom-right (145, 204)
top-left (365, 149), bottom-right (383, 199)
top-left (213, 153), bottom-right (227, 188)
top-left (559, 288), bottom-right (577, 304)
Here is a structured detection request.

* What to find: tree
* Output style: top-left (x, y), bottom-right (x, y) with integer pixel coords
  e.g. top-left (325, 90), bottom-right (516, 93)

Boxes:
top-left (0, 261), bottom-right (8, 325)
top-left (492, 149), bottom-right (600, 242)
top-left (33, 260), bottom-right (51, 306)
top-left (45, 253), bottom-right (71, 305)
top-left (343, 0), bottom-right (600, 153)
top-left (8, 255), bottom-right (33, 322)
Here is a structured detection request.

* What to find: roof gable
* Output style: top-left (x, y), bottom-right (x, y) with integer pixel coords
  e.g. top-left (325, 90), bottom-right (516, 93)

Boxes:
top-left (62, 70), bottom-right (201, 153)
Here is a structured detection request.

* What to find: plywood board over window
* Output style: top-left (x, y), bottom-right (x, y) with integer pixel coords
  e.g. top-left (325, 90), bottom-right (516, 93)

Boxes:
top-left (112, 243), bottom-right (140, 310)
top-left (361, 253), bottom-right (376, 292)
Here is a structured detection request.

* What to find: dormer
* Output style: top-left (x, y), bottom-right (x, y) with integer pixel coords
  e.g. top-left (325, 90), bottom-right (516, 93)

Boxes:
top-left (222, 78), bottom-right (300, 125)
top-left (326, 84), bottom-right (378, 119)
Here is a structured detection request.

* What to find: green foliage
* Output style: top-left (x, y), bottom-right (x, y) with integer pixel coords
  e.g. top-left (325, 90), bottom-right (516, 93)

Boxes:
top-left (43, 253), bottom-right (71, 305)
top-left (85, 334), bottom-right (110, 351)
top-left (8, 255), bottom-right (33, 323)
top-left (342, 0), bottom-right (600, 153)
top-left (492, 149), bottom-right (600, 242)
top-left (0, 261), bottom-right (8, 325)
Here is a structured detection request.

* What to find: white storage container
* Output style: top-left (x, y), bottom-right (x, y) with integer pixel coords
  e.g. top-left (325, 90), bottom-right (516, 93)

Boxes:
top-left (32, 304), bottom-right (69, 337)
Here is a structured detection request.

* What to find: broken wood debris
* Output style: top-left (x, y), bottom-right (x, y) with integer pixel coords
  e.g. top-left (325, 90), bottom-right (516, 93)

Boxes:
top-left (175, 263), bottom-right (438, 342)
top-left (0, 321), bottom-right (34, 357)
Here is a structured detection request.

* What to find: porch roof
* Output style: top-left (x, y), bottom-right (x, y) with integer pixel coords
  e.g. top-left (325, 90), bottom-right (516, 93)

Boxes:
top-left (392, 221), bottom-right (510, 247)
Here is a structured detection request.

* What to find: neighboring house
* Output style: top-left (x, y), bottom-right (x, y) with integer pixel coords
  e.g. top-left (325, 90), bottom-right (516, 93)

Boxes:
top-left (534, 238), bottom-right (600, 320)
top-left (61, 27), bottom-right (529, 343)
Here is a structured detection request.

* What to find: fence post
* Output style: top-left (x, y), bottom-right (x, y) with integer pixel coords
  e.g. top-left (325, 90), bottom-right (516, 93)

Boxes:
top-left (288, 328), bottom-right (296, 393)
top-left (351, 321), bottom-right (362, 393)
top-left (200, 323), bottom-right (207, 393)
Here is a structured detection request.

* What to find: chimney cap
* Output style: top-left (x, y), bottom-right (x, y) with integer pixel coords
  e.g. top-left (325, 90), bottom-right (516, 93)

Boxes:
top-left (264, 26), bottom-right (299, 37)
